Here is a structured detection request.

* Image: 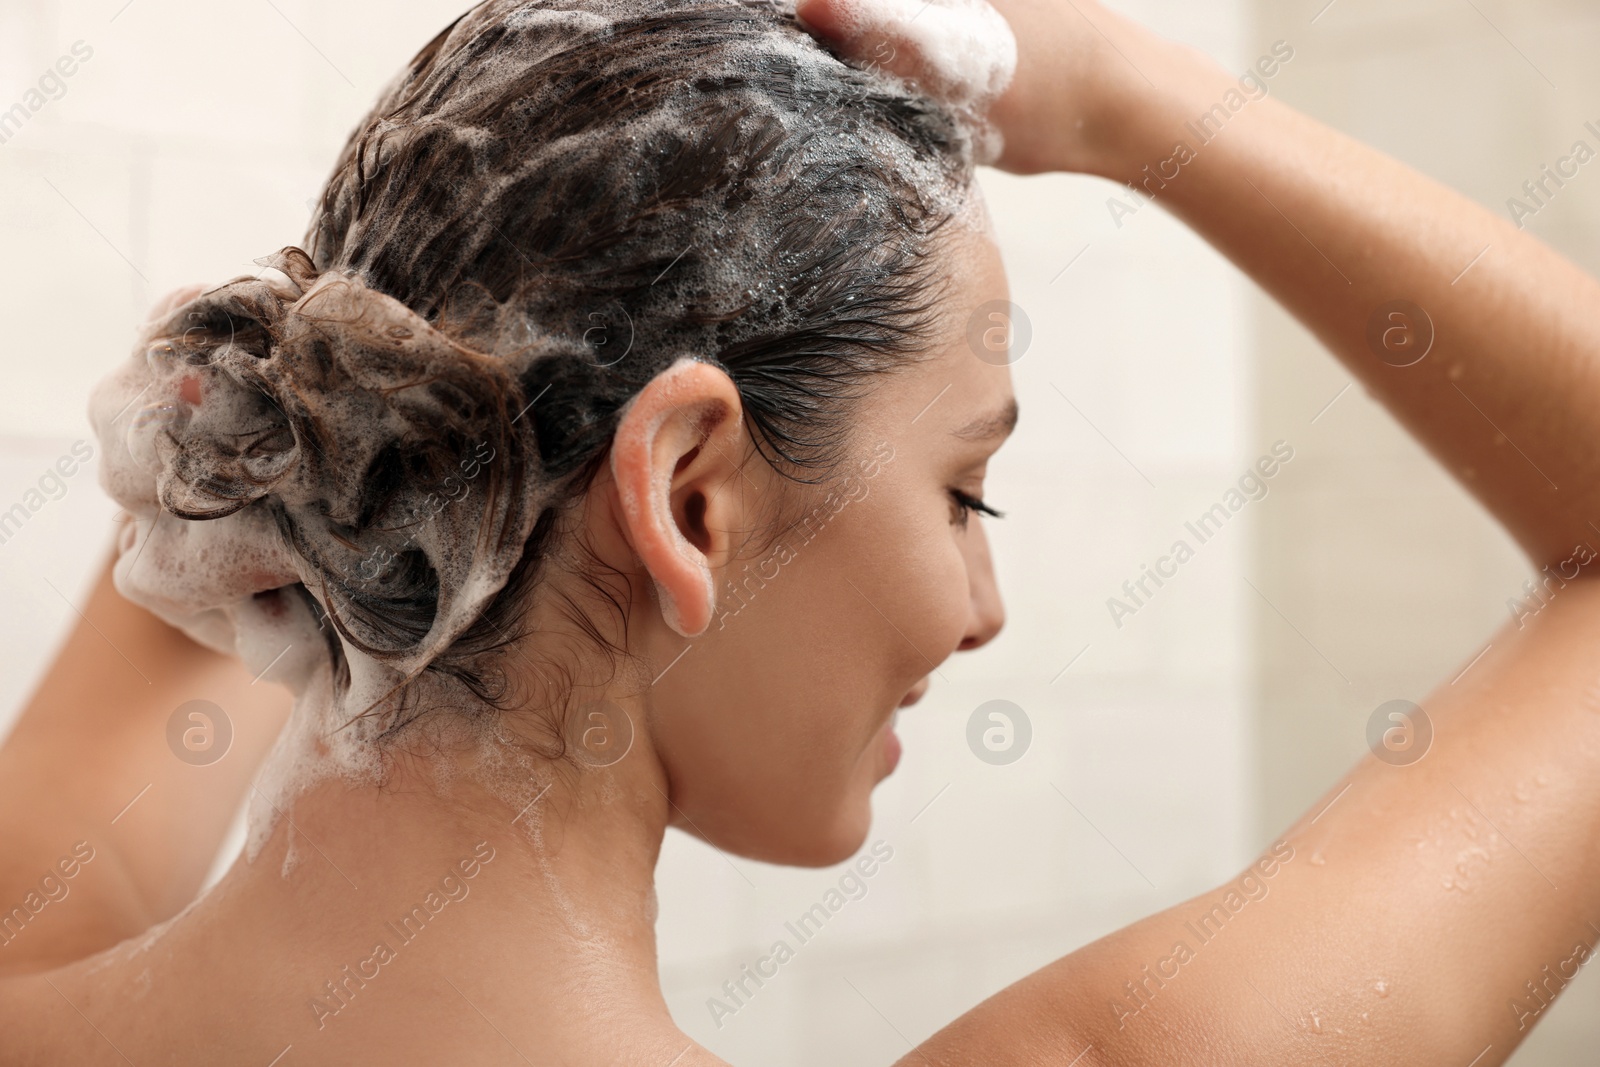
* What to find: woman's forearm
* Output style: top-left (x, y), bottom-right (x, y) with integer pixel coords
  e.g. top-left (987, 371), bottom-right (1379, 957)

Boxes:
top-left (0, 556), bottom-right (291, 970)
top-left (1094, 29), bottom-right (1600, 573)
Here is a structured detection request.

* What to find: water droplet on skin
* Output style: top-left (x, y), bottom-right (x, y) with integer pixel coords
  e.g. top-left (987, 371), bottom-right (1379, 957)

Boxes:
top-left (1308, 1010), bottom-right (1322, 1034)
top-left (1360, 1012), bottom-right (1369, 1022)
top-left (1374, 980), bottom-right (1390, 998)
top-left (1310, 851), bottom-right (1326, 866)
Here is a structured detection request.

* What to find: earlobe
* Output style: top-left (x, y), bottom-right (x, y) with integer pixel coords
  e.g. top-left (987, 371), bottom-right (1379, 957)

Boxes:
top-left (609, 358), bottom-right (745, 638)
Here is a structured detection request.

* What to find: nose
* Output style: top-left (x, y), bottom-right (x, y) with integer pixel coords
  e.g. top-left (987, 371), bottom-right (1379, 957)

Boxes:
top-left (958, 519), bottom-right (1005, 652)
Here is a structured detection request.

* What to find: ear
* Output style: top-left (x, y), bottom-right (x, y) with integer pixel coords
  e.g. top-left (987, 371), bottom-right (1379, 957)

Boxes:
top-left (610, 358), bottom-right (749, 638)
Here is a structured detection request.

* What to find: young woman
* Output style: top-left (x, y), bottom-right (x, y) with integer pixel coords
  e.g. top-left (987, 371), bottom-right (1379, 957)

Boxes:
top-left (3, 0), bottom-right (1599, 1063)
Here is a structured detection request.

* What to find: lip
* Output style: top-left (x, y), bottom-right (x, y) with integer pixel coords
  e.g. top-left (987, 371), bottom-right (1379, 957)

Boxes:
top-left (881, 680), bottom-right (928, 776)
top-left (882, 720), bottom-right (903, 775)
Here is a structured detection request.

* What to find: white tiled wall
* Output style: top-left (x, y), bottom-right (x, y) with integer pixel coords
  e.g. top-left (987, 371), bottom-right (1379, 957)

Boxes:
top-left (8, 0), bottom-right (1586, 1063)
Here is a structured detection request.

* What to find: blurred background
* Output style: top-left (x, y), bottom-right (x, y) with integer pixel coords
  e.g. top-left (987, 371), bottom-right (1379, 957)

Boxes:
top-left (1, 0), bottom-right (1597, 1062)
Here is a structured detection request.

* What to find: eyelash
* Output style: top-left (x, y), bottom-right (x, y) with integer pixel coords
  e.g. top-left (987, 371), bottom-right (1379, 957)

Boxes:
top-left (949, 489), bottom-right (1004, 526)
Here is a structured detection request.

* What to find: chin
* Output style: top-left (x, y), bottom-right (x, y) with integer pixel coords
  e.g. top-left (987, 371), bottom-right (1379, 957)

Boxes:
top-left (710, 797), bottom-right (872, 868)
top-left (783, 799), bottom-right (874, 869)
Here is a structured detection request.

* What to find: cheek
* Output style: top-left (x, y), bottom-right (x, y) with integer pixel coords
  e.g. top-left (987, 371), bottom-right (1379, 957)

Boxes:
top-left (849, 485), bottom-right (972, 671)
top-left (748, 480), bottom-right (969, 715)
top-left (644, 484), bottom-right (969, 862)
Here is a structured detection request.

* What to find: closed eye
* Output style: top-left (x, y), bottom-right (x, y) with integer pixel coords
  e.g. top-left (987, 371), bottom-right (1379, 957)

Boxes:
top-left (950, 488), bottom-right (1003, 527)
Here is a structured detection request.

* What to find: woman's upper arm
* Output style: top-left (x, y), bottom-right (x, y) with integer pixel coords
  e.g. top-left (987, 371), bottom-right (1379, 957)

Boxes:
top-left (908, 577), bottom-right (1600, 1066)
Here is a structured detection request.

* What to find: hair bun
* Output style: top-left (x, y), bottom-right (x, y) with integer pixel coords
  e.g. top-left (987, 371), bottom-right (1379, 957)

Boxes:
top-left (97, 248), bottom-right (552, 692)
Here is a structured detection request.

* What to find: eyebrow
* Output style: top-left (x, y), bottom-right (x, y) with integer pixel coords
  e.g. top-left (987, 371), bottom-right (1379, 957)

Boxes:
top-left (951, 398), bottom-right (1019, 441)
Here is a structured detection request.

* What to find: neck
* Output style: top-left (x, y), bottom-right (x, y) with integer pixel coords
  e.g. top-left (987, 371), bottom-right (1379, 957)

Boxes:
top-left (93, 720), bottom-right (695, 1063)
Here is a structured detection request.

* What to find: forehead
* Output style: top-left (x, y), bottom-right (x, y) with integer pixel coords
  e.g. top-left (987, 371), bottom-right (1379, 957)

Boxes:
top-left (816, 208), bottom-right (1018, 457)
top-left (903, 221), bottom-right (1017, 429)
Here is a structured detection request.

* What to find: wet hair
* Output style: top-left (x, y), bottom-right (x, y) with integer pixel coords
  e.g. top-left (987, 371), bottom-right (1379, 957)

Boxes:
top-left (131, 0), bottom-right (975, 734)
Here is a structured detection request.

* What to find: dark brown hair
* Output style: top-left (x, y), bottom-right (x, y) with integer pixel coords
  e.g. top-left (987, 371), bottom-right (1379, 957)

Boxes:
top-left (290, 0), bottom-right (974, 731)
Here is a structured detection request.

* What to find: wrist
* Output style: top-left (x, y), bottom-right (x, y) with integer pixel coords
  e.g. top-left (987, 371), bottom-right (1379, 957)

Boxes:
top-left (1088, 34), bottom-right (1296, 187)
top-left (988, 2), bottom-right (1243, 182)
top-left (1099, 46), bottom-right (1215, 180)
